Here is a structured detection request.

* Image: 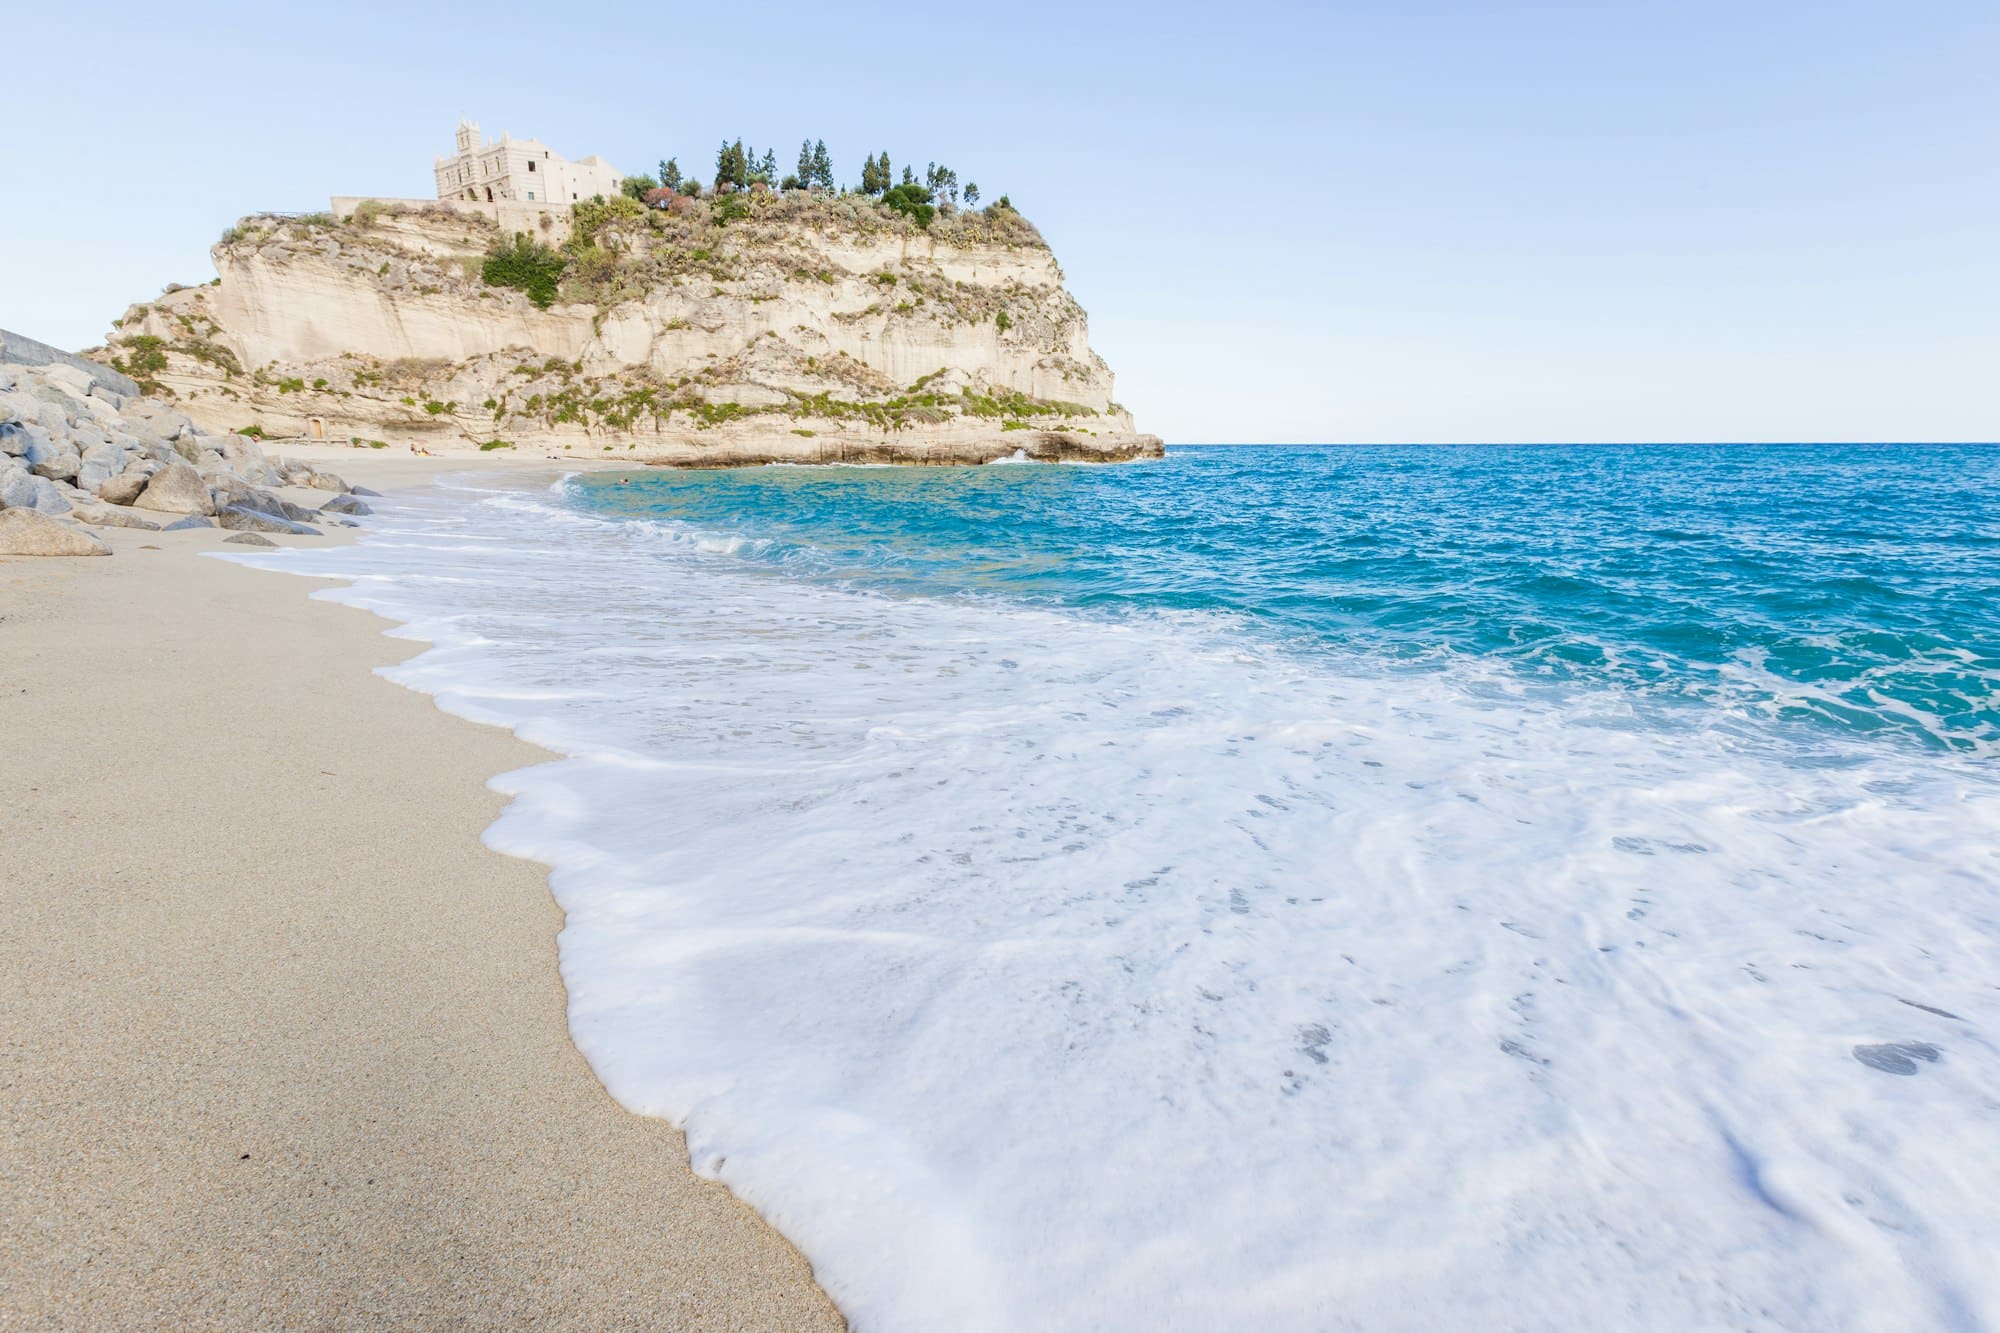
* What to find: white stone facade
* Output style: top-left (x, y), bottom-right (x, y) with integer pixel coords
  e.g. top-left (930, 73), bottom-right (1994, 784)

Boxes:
top-left (433, 121), bottom-right (622, 208)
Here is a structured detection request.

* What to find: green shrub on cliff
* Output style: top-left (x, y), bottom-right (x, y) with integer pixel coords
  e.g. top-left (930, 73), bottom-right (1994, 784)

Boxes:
top-left (115, 335), bottom-right (168, 377)
top-left (881, 183), bottom-right (936, 229)
top-left (571, 194), bottom-right (647, 250)
top-left (482, 234), bottom-right (567, 308)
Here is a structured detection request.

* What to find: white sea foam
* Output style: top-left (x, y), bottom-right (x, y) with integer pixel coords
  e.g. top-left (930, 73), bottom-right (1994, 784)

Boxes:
top-left (236, 474), bottom-right (2000, 1331)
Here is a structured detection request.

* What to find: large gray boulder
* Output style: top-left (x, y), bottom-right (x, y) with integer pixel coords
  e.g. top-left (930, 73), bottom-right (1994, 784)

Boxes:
top-left (121, 400), bottom-right (194, 438)
top-left (304, 470), bottom-right (351, 494)
top-left (217, 505), bottom-right (319, 536)
top-left (210, 477), bottom-right (318, 522)
top-left (131, 434), bottom-right (180, 466)
top-left (26, 476), bottom-right (71, 514)
top-left (0, 461), bottom-right (37, 509)
top-left (214, 436), bottom-right (284, 487)
top-left (95, 463), bottom-right (154, 507)
top-left (30, 445), bottom-right (81, 484)
top-left (69, 421), bottom-right (111, 453)
top-left (5, 420), bottom-right (52, 463)
top-left (77, 443), bottom-right (129, 494)
top-left (133, 460), bottom-right (215, 515)
top-left (319, 493), bottom-right (372, 516)
top-left (222, 532), bottom-right (278, 547)
top-left (159, 514), bottom-right (213, 531)
top-left (0, 508), bottom-right (108, 556)
top-left (211, 478), bottom-right (308, 520)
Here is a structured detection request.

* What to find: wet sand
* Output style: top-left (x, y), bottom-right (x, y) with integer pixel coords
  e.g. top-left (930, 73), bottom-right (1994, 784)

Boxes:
top-left (0, 455), bottom-right (842, 1327)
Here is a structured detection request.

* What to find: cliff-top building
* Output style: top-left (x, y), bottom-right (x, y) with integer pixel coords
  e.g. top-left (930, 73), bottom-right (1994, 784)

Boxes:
top-left (434, 121), bottom-right (621, 208)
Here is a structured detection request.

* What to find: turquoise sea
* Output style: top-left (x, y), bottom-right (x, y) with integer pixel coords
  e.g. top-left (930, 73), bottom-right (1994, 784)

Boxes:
top-left (249, 444), bottom-right (2000, 1331)
top-left (575, 444), bottom-right (2000, 755)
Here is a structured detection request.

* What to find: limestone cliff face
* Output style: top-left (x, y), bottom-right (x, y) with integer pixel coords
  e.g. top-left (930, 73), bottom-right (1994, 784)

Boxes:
top-left (99, 197), bottom-right (1161, 465)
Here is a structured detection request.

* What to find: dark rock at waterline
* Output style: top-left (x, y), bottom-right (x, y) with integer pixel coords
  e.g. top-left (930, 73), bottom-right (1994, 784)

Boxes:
top-left (217, 506), bottom-right (320, 536)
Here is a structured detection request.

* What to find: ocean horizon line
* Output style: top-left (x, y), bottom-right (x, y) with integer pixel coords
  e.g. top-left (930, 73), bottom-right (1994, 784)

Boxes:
top-left (1171, 438), bottom-right (2000, 449)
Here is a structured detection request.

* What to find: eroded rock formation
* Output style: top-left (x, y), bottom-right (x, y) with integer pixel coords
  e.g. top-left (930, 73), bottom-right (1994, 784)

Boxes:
top-left (96, 195), bottom-right (1162, 466)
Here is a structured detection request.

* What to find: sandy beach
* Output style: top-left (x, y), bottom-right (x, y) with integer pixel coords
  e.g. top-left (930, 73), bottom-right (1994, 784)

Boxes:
top-left (0, 452), bottom-right (841, 1327)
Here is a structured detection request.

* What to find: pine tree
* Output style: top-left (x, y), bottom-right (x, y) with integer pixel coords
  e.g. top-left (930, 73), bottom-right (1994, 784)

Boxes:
top-left (760, 148), bottom-right (778, 182)
top-left (859, 154), bottom-right (878, 194)
top-left (798, 140), bottom-right (816, 189)
top-left (901, 163), bottom-right (915, 186)
top-left (964, 182), bottom-right (980, 206)
top-left (661, 158), bottom-right (682, 193)
top-left (811, 140), bottom-right (833, 191)
top-left (878, 152), bottom-right (892, 194)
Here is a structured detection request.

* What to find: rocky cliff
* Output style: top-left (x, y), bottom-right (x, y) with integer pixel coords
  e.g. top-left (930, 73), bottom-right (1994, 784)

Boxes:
top-left (97, 194), bottom-right (1162, 466)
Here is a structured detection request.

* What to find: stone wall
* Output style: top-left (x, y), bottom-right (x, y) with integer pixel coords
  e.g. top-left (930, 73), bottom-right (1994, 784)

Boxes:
top-left (329, 197), bottom-right (573, 245)
top-left (0, 330), bottom-right (139, 398)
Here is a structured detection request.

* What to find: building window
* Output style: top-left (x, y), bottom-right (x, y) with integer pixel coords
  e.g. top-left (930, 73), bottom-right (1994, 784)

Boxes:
top-left (527, 160), bottom-right (536, 172)
top-left (527, 191), bottom-right (535, 201)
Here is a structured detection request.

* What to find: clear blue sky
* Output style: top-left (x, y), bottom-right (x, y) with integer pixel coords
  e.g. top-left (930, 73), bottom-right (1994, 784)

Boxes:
top-left (5, 1), bottom-right (1995, 442)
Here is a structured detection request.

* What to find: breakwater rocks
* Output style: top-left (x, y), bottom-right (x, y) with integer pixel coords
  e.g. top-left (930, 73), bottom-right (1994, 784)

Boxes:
top-left (0, 357), bottom-right (369, 558)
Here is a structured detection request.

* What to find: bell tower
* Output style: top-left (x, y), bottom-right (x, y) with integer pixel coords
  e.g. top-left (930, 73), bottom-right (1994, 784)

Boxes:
top-left (455, 120), bottom-right (480, 155)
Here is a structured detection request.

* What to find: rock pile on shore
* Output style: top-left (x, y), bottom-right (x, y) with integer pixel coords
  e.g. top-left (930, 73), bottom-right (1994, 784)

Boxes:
top-left (0, 359), bottom-right (371, 557)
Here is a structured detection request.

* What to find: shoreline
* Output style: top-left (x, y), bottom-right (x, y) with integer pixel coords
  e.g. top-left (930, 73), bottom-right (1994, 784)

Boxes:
top-left (210, 433), bottom-right (1164, 469)
top-left (0, 455), bottom-right (842, 1327)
